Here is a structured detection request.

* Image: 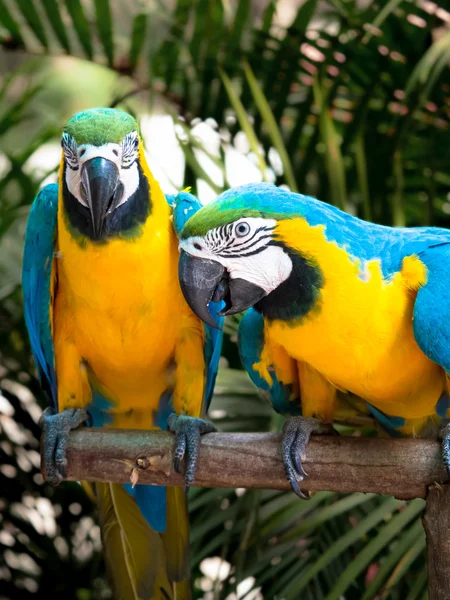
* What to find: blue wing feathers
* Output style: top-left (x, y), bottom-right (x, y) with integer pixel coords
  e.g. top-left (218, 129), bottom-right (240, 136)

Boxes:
top-left (203, 302), bottom-right (224, 410)
top-left (22, 184), bottom-right (58, 410)
top-left (238, 308), bottom-right (301, 416)
top-left (413, 245), bottom-right (450, 372)
top-left (169, 190), bottom-right (224, 411)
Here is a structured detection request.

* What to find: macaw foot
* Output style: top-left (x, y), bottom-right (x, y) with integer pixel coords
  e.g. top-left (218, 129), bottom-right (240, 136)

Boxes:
top-left (168, 414), bottom-right (216, 491)
top-left (40, 407), bottom-right (89, 485)
top-left (282, 416), bottom-right (334, 500)
top-left (440, 423), bottom-right (450, 475)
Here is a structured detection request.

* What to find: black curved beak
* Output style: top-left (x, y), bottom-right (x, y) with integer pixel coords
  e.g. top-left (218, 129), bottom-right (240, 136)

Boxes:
top-left (81, 157), bottom-right (122, 240)
top-left (179, 251), bottom-right (225, 329)
top-left (178, 250), bottom-right (266, 328)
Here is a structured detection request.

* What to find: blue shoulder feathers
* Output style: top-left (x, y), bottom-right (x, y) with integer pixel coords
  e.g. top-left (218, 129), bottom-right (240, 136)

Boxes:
top-left (22, 184), bottom-right (58, 410)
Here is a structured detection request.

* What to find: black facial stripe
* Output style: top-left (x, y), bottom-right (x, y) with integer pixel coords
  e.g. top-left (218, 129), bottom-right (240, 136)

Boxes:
top-left (61, 133), bottom-right (79, 169)
top-left (216, 234), bottom-right (273, 258)
top-left (219, 232), bottom-right (274, 254)
top-left (121, 131), bottom-right (139, 168)
top-left (121, 159), bottom-right (137, 170)
top-left (217, 245), bottom-right (268, 258)
top-left (222, 225), bottom-right (275, 250)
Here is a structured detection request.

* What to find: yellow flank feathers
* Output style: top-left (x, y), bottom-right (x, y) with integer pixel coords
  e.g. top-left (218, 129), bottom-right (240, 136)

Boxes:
top-left (265, 218), bottom-right (446, 424)
top-left (401, 254), bottom-right (428, 290)
top-left (54, 142), bottom-right (206, 428)
top-left (297, 362), bottom-right (337, 422)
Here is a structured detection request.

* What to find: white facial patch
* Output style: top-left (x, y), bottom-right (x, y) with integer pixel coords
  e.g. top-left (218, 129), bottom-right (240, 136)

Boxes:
top-left (179, 217), bottom-right (293, 295)
top-left (225, 245), bottom-right (292, 294)
top-left (62, 133), bottom-right (140, 209)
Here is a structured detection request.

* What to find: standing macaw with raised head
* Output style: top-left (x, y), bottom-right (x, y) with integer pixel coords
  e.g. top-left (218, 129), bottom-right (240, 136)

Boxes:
top-left (176, 182), bottom-right (450, 498)
top-left (22, 108), bottom-right (223, 599)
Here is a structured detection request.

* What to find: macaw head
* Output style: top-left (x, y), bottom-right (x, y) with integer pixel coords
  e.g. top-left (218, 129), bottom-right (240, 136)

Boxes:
top-left (178, 183), bottom-right (323, 328)
top-left (60, 108), bottom-right (149, 242)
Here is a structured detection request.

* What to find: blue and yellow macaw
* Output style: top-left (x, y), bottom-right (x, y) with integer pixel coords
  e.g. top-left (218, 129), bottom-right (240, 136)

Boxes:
top-left (176, 181), bottom-right (450, 497)
top-left (22, 108), bottom-right (223, 599)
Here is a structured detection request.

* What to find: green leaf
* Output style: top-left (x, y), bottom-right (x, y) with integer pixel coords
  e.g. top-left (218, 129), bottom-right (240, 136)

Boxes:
top-left (405, 30), bottom-right (450, 107)
top-left (0, 83), bottom-right (43, 138)
top-left (243, 61), bottom-right (298, 191)
top-left (128, 12), bottom-right (147, 71)
top-left (151, 0), bottom-right (192, 90)
top-left (13, 0), bottom-right (48, 48)
top-left (64, 0), bottom-right (93, 59)
top-left (0, 0), bottom-right (24, 44)
top-left (392, 150), bottom-right (405, 227)
top-left (405, 568), bottom-right (428, 600)
top-left (354, 131), bottom-right (371, 220)
top-left (268, 0), bottom-right (317, 124)
top-left (282, 493), bottom-right (377, 541)
top-left (225, 0), bottom-right (250, 56)
top-left (219, 68), bottom-right (268, 177)
top-left (94, 0), bottom-right (114, 67)
top-left (325, 499), bottom-right (425, 600)
top-left (41, 0), bottom-right (70, 52)
top-left (261, 0), bottom-right (278, 33)
top-left (282, 497), bottom-right (402, 598)
top-left (189, 0), bottom-right (209, 71)
top-left (361, 518), bottom-right (424, 600)
top-left (313, 78), bottom-right (347, 209)
top-left (381, 530), bottom-right (426, 598)
top-left (362, 0), bottom-right (404, 44)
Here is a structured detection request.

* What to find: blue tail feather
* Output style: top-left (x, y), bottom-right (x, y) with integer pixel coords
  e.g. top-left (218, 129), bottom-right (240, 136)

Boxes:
top-left (123, 484), bottom-right (167, 532)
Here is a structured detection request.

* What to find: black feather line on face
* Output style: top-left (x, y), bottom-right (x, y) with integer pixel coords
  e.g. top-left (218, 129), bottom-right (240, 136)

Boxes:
top-left (61, 132), bottom-right (79, 170)
top-left (62, 161), bottom-right (151, 242)
top-left (217, 234), bottom-right (274, 257)
top-left (254, 242), bottom-right (324, 323)
top-left (121, 131), bottom-right (139, 169)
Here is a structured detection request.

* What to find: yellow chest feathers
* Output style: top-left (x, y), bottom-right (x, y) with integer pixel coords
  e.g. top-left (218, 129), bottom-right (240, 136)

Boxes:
top-left (55, 192), bottom-right (190, 378)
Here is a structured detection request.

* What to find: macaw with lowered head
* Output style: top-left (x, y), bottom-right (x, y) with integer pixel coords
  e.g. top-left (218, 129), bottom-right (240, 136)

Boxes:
top-left (177, 182), bottom-right (450, 498)
top-left (22, 108), bottom-right (223, 599)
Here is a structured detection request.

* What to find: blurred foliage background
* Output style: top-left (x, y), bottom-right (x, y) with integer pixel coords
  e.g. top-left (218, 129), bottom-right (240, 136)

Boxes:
top-left (0, 0), bottom-right (449, 598)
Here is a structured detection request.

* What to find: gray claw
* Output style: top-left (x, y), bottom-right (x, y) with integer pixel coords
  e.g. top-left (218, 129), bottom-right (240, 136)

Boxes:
top-left (168, 414), bottom-right (216, 489)
top-left (41, 407), bottom-right (89, 485)
top-left (282, 416), bottom-right (333, 499)
top-left (440, 423), bottom-right (450, 475)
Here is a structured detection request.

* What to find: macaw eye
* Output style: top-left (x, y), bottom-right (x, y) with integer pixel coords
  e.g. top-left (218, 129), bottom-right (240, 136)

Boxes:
top-left (61, 133), bottom-right (79, 170)
top-left (235, 222), bottom-right (250, 237)
top-left (121, 131), bottom-right (139, 168)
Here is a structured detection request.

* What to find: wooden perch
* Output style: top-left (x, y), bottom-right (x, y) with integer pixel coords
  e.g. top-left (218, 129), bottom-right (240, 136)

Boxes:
top-left (63, 429), bottom-right (450, 599)
top-left (64, 429), bottom-right (448, 500)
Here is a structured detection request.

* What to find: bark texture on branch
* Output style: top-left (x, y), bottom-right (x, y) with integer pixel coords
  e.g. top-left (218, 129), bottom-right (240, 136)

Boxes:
top-left (423, 484), bottom-right (450, 599)
top-left (63, 429), bottom-right (448, 500)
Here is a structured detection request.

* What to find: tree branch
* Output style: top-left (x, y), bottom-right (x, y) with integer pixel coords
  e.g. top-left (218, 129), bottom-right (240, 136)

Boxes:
top-left (423, 484), bottom-right (450, 599)
top-left (63, 430), bottom-right (448, 500)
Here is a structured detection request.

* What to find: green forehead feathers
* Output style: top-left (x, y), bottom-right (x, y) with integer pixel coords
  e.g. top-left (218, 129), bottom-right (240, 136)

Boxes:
top-left (180, 201), bottom-right (284, 239)
top-left (63, 108), bottom-right (138, 146)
